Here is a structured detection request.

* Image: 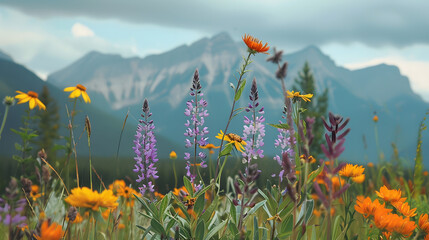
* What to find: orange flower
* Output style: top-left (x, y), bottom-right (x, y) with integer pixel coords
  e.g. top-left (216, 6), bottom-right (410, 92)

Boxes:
top-left (109, 180), bottom-right (126, 194)
top-left (376, 186), bottom-right (406, 203)
top-left (373, 115), bottom-right (379, 122)
top-left (118, 223), bottom-right (125, 230)
top-left (368, 162), bottom-right (374, 168)
top-left (200, 143), bottom-right (220, 150)
top-left (215, 130), bottom-right (247, 152)
top-left (64, 187), bottom-right (118, 211)
top-left (373, 210), bottom-right (416, 237)
top-left (15, 90), bottom-right (46, 110)
top-left (64, 84), bottom-right (91, 103)
top-left (419, 214), bottom-right (429, 233)
top-left (355, 196), bottom-right (390, 218)
top-left (66, 212), bottom-right (83, 224)
top-left (34, 221), bottom-right (64, 240)
top-left (117, 186), bottom-right (140, 207)
top-left (392, 201), bottom-right (417, 218)
top-left (352, 174), bottom-right (365, 183)
top-left (169, 151), bottom-right (177, 159)
top-left (313, 209), bottom-right (321, 217)
top-left (242, 34), bottom-right (269, 54)
top-left (154, 191), bottom-right (165, 199)
top-left (339, 164), bottom-right (365, 178)
top-left (30, 185), bottom-right (42, 201)
top-left (424, 171), bottom-right (429, 177)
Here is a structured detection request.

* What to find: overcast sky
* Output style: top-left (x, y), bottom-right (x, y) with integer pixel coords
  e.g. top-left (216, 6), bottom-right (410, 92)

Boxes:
top-left (1, 0), bottom-right (429, 100)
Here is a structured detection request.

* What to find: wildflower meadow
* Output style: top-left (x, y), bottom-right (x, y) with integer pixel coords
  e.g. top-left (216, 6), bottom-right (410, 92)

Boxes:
top-left (1, 34), bottom-right (429, 240)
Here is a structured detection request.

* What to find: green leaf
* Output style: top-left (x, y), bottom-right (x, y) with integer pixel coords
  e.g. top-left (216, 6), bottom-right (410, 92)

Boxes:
top-left (253, 216), bottom-right (259, 240)
top-left (234, 79), bottom-right (246, 101)
top-left (183, 176), bottom-right (194, 197)
top-left (229, 198), bottom-right (237, 224)
top-left (267, 123), bottom-right (290, 130)
top-left (246, 200), bottom-right (266, 216)
top-left (307, 163), bottom-right (325, 184)
top-left (219, 143), bottom-right (233, 157)
top-left (196, 220), bottom-right (205, 239)
top-left (14, 143), bottom-right (23, 151)
top-left (150, 218), bottom-right (166, 236)
top-left (194, 193), bottom-right (205, 216)
top-left (201, 196), bottom-right (218, 223)
top-left (204, 219), bottom-right (227, 240)
top-left (228, 222), bottom-right (239, 236)
top-left (195, 184), bottom-right (211, 199)
top-left (159, 192), bottom-right (171, 217)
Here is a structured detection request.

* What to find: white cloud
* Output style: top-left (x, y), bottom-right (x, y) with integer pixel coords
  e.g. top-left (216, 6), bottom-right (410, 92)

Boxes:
top-left (344, 58), bottom-right (429, 102)
top-left (71, 22), bottom-right (95, 38)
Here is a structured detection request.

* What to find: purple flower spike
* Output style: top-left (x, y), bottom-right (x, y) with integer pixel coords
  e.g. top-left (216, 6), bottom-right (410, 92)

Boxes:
top-left (184, 69), bottom-right (209, 184)
top-left (133, 99), bottom-right (158, 196)
top-left (242, 78), bottom-right (265, 166)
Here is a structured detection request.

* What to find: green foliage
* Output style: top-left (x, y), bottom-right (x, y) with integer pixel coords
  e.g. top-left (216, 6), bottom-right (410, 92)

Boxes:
top-left (35, 86), bottom-right (60, 162)
top-left (293, 61), bottom-right (329, 157)
top-left (413, 109), bottom-right (428, 197)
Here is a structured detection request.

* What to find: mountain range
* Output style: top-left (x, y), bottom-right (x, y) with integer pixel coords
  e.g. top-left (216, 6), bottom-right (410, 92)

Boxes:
top-left (1, 32), bottom-right (428, 167)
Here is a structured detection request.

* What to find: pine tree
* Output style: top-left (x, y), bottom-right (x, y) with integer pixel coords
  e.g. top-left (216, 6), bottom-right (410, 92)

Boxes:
top-left (36, 86), bottom-right (60, 162)
top-left (293, 62), bottom-right (329, 157)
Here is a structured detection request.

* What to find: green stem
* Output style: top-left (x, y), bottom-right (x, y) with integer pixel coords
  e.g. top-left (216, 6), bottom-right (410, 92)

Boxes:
top-left (66, 99), bottom-right (77, 189)
top-left (88, 133), bottom-right (92, 190)
top-left (0, 105), bottom-right (10, 140)
top-left (215, 52), bottom-right (253, 180)
top-left (173, 158), bottom-right (178, 188)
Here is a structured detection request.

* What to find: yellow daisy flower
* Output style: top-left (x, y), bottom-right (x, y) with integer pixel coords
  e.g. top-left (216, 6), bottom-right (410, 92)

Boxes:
top-left (14, 91), bottom-right (46, 110)
top-left (64, 84), bottom-right (91, 103)
top-left (215, 130), bottom-right (247, 152)
top-left (286, 90), bottom-right (313, 102)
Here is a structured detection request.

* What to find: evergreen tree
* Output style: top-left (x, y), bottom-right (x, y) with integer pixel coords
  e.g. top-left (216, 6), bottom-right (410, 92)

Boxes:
top-left (293, 62), bottom-right (329, 157)
top-left (36, 86), bottom-right (60, 162)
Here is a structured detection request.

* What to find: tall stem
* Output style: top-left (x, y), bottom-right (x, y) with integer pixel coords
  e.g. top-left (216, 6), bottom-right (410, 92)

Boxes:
top-left (215, 52), bottom-right (252, 180)
top-left (0, 105), bottom-right (10, 140)
top-left (66, 99), bottom-right (77, 189)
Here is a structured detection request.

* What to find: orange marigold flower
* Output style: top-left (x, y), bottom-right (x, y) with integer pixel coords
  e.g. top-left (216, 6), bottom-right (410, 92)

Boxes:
top-left (64, 84), bottom-right (91, 103)
top-left (117, 186), bottom-right (140, 207)
top-left (64, 187), bottom-right (118, 211)
top-left (339, 164), bottom-right (365, 178)
top-left (313, 209), bottom-right (321, 217)
top-left (154, 191), bottom-right (165, 199)
top-left (367, 162), bottom-right (374, 168)
top-left (34, 221), bottom-right (64, 240)
top-left (242, 34), bottom-right (269, 54)
top-left (15, 90), bottom-right (46, 110)
top-left (376, 185), bottom-right (406, 203)
top-left (352, 174), bottom-right (365, 183)
top-left (373, 115), bottom-right (379, 122)
top-left (355, 196), bottom-right (390, 218)
top-left (392, 201), bottom-right (417, 218)
top-left (109, 180), bottom-right (126, 195)
top-left (419, 214), bottom-right (429, 233)
top-left (374, 210), bottom-right (416, 238)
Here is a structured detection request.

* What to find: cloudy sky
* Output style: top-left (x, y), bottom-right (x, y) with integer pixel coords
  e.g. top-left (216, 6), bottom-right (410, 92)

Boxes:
top-left (1, 0), bottom-right (429, 101)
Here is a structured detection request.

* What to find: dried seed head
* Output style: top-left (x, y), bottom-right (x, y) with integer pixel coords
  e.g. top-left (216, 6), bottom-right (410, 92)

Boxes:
top-left (67, 206), bottom-right (78, 222)
top-left (38, 149), bottom-right (47, 161)
top-left (42, 165), bottom-right (51, 183)
top-left (85, 115), bottom-right (91, 137)
top-left (266, 48), bottom-right (283, 64)
top-left (21, 178), bottom-right (32, 195)
top-left (276, 62), bottom-right (288, 80)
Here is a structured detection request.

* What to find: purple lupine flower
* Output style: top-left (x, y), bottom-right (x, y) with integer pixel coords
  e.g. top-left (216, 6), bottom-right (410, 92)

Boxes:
top-left (0, 179), bottom-right (27, 229)
top-left (273, 105), bottom-right (296, 180)
top-left (242, 78), bottom-right (265, 165)
top-left (133, 99), bottom-right (159, 196)
top-left (184, 69), bottom-right (209, 184)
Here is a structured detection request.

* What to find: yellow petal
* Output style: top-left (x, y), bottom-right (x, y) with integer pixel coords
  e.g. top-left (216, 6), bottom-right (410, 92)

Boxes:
top-left (17, 96), bottom-right (31, 104)
top-left (82, 91), bottom-right (91, 103)
top-left (64, 87), bottom-right (77, 92)
top-left (29, 98), bottom-right (36, 110)
top-left (36, 99), bottom-right (46, 110)
top-left (69, 89), bottom-right (82, 98)
top-left (15, 93), bottom-right (28, 99)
